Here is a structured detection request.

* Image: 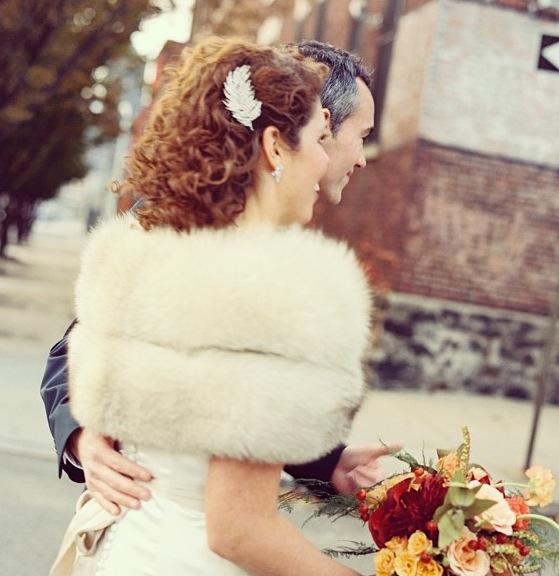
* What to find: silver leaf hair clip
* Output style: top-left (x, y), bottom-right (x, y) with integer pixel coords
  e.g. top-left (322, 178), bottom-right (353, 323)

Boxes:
top-left (222, 65), bottom-right (262, 130)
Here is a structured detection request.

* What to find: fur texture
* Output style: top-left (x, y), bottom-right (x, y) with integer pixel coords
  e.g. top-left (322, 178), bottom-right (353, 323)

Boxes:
top-left (69, 216), bottom-right (372, 464)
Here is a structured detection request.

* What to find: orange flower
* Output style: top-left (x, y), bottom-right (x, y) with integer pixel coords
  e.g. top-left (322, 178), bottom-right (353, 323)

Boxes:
top-left (437, 452), bottom-right (460, 478)
top-left (394, 551), bottom-right (419, 576)
top-left (506, 495), bottom-right (530, 530)
top-left (386, 536), bottom-right (408, 553)
top-left (417, 558), bottom-right (443, 576)
top-left (524, 465), bottom-right (556, 507)
top-left (408, 531), bottom-right (432, 556)
top-left (375, 548), bottom-right (396, 576)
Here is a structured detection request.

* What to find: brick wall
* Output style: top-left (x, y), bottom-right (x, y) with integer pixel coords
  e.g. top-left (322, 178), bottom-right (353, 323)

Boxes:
top-left (312, 143), bottom-right (417, 291)
top-left (420, 0), bottom-right (559, 167)
top-left (380, 0), bottom-right (440, 149)
top-left (375, 0), bottom-right (559, 162)
top-left (314, 0), bottom-right (559, 317)
top-left (398, 140), bottom-right (559, 315)
top-left (317, 139), bottom-right (559, 315)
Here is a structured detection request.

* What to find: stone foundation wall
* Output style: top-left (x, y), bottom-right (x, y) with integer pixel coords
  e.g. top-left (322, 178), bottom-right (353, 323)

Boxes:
top-left (368, 292), bottom-right (559, 404)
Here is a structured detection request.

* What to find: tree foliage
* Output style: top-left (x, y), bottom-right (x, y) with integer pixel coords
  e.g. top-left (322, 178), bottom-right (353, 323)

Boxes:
top-left (0, 0), bottom-right (161, 126)
top-left (0, 0), bottom-right (165, 254)
top-left (192, 0), bottom-right (299, 40)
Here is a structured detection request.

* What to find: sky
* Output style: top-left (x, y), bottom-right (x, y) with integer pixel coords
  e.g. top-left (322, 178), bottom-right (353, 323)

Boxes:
top-left (130, 0), bottom-right (195, 60)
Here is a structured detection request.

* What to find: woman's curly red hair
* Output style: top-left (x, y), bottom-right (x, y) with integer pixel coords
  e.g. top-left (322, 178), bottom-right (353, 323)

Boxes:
top-left (122, 36), bottom-right (327, 232)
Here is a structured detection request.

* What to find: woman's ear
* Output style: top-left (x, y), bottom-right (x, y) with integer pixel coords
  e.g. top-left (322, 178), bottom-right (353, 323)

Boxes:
top-left (261, 125), bottom-right (283, 171)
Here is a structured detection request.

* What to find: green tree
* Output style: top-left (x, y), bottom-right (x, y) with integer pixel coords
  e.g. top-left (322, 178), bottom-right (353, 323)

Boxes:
top-left (0, 101), bottom-right (90, 255)
top-left (0, 0), bottom-right (167, 255)
top-left (192, 0), bottom-right (300, 40)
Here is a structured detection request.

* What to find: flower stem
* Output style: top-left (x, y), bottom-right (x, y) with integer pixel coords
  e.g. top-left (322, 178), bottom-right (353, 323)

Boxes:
top-left (517, 514), bottom-right (559, 533)
top-left (494, 482), bottom-right (529, 490)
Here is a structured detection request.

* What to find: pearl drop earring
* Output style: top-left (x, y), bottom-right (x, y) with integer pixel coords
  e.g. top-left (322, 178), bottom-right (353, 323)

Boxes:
top-left (271, 162), bottom-right (284, 183)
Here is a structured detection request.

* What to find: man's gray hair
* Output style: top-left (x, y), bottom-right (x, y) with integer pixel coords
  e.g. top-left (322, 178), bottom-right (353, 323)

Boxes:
top-left (296, 40), bottom-right (373, 135)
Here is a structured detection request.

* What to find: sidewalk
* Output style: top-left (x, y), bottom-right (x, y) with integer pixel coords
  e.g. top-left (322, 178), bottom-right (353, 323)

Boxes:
top-left (1, 220), bottom-right (558, 499)
top-left (0, 220), bottom-right (85, 458)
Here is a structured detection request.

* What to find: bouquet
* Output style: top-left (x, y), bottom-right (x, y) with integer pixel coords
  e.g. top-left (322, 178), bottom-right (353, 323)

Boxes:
top-left (281, 428), bottom-right (559, 576)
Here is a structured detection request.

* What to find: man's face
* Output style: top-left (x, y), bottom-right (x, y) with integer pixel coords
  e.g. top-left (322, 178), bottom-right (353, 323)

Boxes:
top-left (319, 78), bottom-right (375, 205)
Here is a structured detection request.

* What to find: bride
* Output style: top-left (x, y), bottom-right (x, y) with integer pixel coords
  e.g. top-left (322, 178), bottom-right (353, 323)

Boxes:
top-left (52, 36), bottom-right (372, 575)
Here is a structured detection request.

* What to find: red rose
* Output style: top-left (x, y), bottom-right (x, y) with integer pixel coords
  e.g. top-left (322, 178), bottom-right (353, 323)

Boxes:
top-left (368, 474), bottom-right (448, 547)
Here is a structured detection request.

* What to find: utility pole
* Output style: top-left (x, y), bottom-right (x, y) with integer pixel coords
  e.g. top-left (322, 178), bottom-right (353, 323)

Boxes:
top-left (524, 271), bottom-right (559, 469)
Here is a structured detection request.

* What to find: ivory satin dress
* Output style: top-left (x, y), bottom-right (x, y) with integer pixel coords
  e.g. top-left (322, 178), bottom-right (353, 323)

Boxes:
top-left (91, 445), bottom-right (247, 576)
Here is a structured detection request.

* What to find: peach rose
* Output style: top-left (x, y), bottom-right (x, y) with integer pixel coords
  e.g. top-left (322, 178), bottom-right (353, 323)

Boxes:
top-left (468, 481), bottom-right (516, 535)
top-left (524, 465), bottom-right (556, 507)
top-left (468, 467), bottom-right (490, 482)
top-left (375, 548), bottom-right (396, 576)
top-left (408, 531), bottom-right (432, 556)
top-left (448, 528), bottom-right (490, 576)
top-left (394, 551), bottom-right (419, 576)
top-left (417, 558), bottom-right (443, 576)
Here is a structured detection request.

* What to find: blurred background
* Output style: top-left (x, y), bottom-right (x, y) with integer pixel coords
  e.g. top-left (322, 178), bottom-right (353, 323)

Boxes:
top-left (0, 0), bottom-right (558, 574)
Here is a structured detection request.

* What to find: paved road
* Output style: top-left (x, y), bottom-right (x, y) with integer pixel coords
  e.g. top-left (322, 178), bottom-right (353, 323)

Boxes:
top-left (0, 224), bottom-right (82, 458)
top-left (0, 452), bottom-right (82, 575)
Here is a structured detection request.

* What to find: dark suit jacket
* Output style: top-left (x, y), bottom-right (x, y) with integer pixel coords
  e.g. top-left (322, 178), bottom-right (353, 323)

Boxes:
top-left (40, 321), bottom-right (345, 486)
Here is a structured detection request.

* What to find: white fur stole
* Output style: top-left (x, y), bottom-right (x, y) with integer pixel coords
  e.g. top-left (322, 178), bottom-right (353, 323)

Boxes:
top-left (69, 216), bottom-right (372, 464)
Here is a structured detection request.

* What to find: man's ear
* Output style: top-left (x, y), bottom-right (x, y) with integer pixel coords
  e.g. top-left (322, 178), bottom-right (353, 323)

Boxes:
top-left (261, 125), bottom-right (283, 170)
top-left (322, 108), bottom-right (332, 131)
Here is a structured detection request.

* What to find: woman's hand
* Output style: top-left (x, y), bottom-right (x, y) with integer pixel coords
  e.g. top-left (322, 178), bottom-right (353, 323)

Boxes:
top-left (206, 457), bottom-right (360, 575)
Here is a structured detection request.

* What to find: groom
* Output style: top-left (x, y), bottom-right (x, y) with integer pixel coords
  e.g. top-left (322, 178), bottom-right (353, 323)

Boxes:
top-left (40, 41), bottom-right (395, 515)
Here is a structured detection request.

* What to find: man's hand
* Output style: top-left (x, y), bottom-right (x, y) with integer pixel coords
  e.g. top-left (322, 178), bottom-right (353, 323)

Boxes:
top-left (330, 443), bottom-right (402, 495)
top-left (69, 428), bottom-right (153, 515)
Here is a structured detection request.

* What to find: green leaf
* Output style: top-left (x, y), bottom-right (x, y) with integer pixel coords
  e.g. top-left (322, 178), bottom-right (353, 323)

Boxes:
top-left (464, 498), bottom-right (497, 519)
top-left (449, 486), bottom-right (476, 508)
top-left (459, 428), bottom-right (471, 472)
top-left (433, 501), bottom-right (453, 522)
top-left (456, 443), bottom-right (469, 473)
top-left (447, 482), bottom-right (482, 497)
top-left (379, 440), bottom-right (433, 471)
top-left (438, 509), bottom-right (466, 548)
top-left (451, 470), bottom-right (467, 484)
top-left (437, 449), bottom-right (451, 459)
top-left (322, 541), bottom-right (378, 559)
